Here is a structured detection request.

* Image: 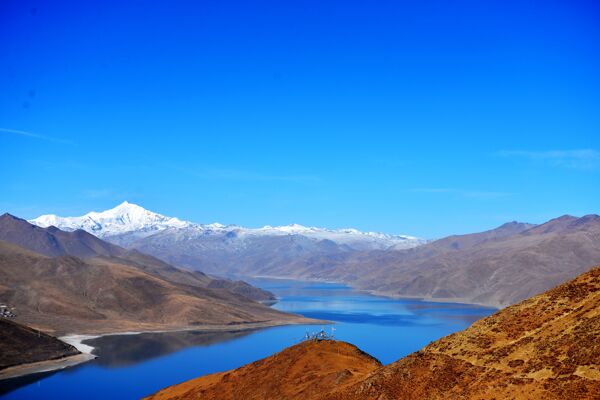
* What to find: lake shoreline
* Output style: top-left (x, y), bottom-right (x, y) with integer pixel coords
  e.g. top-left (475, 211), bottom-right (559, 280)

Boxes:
top-left (0, 353), bottom-right (96, 381)
top-left (0, 318), bottom-right (326, 382)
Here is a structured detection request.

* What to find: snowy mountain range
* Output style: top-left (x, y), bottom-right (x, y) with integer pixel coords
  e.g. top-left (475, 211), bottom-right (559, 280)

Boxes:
top-left (31, 201), bottom-right (190, 238)
top-left (30, 201), bottom-right (425, 250)
top-left (29, 202), bottom-right (425, 278)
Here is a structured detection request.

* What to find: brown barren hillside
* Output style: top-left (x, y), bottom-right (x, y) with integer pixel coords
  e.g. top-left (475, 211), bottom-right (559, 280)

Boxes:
top-left (0, 213), bottom-right (275, 302)
top-left (0, 240), bottom-right (311, 335)
top-left (327, 214), bottom-right (600, 307)
top-left (147, 265), bottom-right (600, 400)
top-left (145, 340), bottom-right (382, 400)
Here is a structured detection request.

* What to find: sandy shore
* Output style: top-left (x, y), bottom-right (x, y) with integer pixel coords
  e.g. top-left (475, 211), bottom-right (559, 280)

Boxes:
top-left (60, 334), bottom-right (99, 354)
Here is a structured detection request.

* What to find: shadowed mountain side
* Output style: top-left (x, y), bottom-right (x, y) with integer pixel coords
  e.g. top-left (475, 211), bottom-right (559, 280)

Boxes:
top-left (146, 266), bottom-right (600, 400)
top-left (0, 319), bottom-right (80, 370)
top-left (145, 340), bottom-right (382, 400)
top-left (0, 240), bottom-right (310, 335)
top-left (0, 213), bottom-right (274, 302)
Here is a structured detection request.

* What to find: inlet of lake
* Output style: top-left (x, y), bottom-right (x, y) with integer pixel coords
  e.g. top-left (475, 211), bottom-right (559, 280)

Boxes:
top-left (0, 279), bottom-right (495, 399)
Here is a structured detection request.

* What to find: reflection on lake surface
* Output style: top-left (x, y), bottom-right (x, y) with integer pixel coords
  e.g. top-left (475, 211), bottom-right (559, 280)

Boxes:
top-left (0, 279), bottom-right (495, 399)
top-left (87, 329), bottom-right (257, 367)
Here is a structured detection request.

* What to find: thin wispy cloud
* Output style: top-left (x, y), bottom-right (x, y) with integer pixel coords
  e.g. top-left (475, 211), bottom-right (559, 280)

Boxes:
top-left (0, 127), bottom-right (73, 145)
top-left (498, 149), bottom-right (600, 170)
top-left (409, 188), bottom-right (516, 199)
top-left (170, 166), bottom-right (321, 184)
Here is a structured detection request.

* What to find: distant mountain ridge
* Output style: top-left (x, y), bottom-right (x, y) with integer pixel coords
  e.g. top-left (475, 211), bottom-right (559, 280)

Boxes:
top-left (137, 212), bottom-right (600, 308)
top-left (109, 211), bottom-right (599, 308)
top-left (304, 213), bottom-right (600, 307)
top-left (30, 202), bottom-right (425, 251)
top-left (29, 204), bottom-right (600, 308)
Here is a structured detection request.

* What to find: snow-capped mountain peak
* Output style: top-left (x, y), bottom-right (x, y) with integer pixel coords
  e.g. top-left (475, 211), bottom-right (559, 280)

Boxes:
top-left (30, 201), bottom-right (190, 238)
top-left (30, 202), bottom-right (425, 250)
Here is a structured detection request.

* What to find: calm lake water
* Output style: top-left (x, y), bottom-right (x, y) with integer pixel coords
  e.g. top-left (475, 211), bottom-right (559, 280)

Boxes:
top-left (0, 279), bottom-right (495, 399)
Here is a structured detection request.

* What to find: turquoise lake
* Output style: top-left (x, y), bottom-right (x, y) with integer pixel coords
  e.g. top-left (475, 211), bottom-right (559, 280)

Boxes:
top-left (0, 279), bottom-right (495, 399)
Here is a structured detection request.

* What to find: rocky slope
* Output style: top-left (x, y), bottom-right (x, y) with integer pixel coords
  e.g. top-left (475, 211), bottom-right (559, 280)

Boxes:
top-left (0, 318), bottom-right (80, 371)
top-left (147, 266), bottom-right (600, 400)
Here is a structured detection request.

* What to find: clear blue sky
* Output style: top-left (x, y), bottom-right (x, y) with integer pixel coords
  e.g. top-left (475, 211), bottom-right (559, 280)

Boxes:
top-left (1, 0), bottom-right (599, 238)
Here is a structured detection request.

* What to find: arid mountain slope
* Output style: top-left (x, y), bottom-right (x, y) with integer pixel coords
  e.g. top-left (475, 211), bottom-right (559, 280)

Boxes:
top-left (328, 265), bottom-right (600, 400)
top-left (0, 213), bottom-right (274, 302)
top-left (147, 266), bottom-right (600, 400)
top-left (0, 240), bottom-right (309, 335)
top-left (0, 318), bottom-right (80, 370)
top-left (145, 340), bottom-right (382, 400)
top-left (346, 214), bottom-right (600, 307)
